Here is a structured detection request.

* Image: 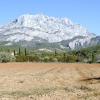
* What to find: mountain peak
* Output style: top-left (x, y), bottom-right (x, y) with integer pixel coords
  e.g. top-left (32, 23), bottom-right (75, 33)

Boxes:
top-left (14, 14), bottom-right (73, 27)
top-left (0, 13), bottom-right (96, 47)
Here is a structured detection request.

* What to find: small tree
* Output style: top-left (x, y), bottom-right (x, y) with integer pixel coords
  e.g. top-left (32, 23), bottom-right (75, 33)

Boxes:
top-left (25, 48), bottom-right (27, 56)
top-left (14, 50), bottom-right (16, 56)
top-left (63, 53), bottom-right (66, 62)
top-left (18, 48), bottom-right (21, 56)
top-left (54, 49), bottom-right (57, 56)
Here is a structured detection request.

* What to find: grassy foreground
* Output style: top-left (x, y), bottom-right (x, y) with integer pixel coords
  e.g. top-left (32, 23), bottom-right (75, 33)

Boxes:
top-left (0, 63), bottom-right (100, 100)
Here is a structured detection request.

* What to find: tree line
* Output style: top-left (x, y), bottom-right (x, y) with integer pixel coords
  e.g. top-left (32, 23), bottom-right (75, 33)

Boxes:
top-left (0, 45), bottom-right (99, 63)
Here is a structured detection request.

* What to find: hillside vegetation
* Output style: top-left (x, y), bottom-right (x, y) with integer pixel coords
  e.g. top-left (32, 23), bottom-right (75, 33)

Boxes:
top-left (0, 45), bottom-right (100, 63)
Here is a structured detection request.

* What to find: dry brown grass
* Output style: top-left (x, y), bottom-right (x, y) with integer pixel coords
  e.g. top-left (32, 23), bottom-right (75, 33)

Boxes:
top-left (0, 63), bottom-right (99, 100)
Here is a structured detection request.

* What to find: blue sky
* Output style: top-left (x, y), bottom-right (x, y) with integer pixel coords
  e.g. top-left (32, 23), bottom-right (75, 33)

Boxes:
top-left (0, 0), bottom-right (100, 35)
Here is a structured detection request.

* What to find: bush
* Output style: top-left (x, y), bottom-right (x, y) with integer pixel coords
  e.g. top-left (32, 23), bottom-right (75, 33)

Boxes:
top-left (43, 56), bottom-right (50, 62)
top-left (49, 57), bottom-right (58, 62)
top-left (15, 55), bottom-right (28, 62)
top-left (0, 52), bottom-right (16, 63)
top-left (29, 55), bottom-right (41, 62)
top-left (65, 55), bottom-right (78, 62)
top-left (15, 55), bottom-right (41, 62)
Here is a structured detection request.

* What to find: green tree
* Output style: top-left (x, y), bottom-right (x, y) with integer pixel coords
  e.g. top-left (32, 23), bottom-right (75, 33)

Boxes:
top-left (18, 48), bottom-right (21, 56)
top-left (14, 50), bottom-right (16, 56)
top-left (25, 48), bottom-right (27, 56)
top-left (54, 49), bottom-right (57, 56)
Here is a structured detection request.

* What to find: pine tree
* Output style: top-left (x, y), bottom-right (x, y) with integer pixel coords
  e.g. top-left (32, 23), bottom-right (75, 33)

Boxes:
top-left (63, 53), bottom-right (66, 62)
top-left (55, 49), bottom-right (57, 56)
top-left (14, 50), bottom-right (16, 56)
top-left (18, 48), bottom-right (21, 56)
top-left (25, 48), bottom-right (27, 56)
top-left (91, 51), bottom-right (95, 63)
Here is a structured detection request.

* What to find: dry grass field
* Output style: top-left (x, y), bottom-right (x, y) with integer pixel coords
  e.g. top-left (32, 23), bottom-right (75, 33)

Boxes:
top-left (0, 63), bottom-right (99, 100)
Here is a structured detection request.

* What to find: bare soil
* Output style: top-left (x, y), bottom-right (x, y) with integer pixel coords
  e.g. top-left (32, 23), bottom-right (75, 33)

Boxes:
top-left (0, 63), bottom-right (100, 100)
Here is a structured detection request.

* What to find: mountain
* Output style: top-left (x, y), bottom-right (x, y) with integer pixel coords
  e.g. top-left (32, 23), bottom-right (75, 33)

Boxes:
top-left (0, 14), bottom-right (99, 51)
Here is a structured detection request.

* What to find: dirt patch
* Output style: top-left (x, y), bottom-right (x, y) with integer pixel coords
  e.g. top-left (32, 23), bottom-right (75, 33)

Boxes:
top-left (0, 63), bottom-right (99, 100)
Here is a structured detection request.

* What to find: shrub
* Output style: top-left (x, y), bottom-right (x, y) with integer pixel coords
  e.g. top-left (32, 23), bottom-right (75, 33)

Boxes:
top-left (15, 55), bottom-right (28, 62)
top-left (29, 55), bottom-right (41, 62)
top-left (43, 56), bottom-right (50, 62)
top-left (65, 55), bottom-right (78, 62)
top-left (49, 57), bottom-right (58, 62)
top-left (16, 55), bottom-right (41, 62)
top-left (0, 52), bottom-right (16, 63)
top-left (52, 58), bottom-right (58, 62)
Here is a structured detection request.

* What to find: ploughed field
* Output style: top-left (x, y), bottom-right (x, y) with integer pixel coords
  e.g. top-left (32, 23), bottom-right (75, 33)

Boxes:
top-left (0, 63), bottom-right (100, 100)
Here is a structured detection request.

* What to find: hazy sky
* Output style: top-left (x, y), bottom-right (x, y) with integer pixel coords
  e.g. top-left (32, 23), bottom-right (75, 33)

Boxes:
top-left (0, 0), bottom-right (100, 35)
